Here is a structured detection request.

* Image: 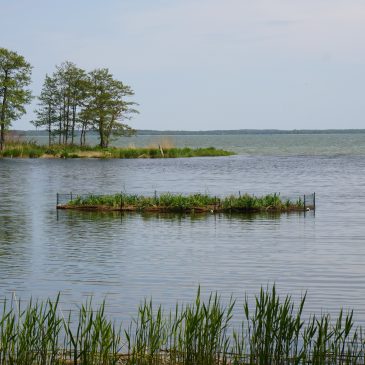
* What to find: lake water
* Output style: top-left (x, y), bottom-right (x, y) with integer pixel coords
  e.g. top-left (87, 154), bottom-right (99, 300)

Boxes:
top-left (1, 133), bottom-right (365, 324)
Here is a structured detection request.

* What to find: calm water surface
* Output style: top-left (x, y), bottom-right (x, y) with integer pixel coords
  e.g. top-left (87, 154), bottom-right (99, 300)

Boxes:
top-left (1, 134), bottom-right (365, 323)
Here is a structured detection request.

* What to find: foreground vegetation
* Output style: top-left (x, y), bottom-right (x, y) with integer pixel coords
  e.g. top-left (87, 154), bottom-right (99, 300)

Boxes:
top-left (59, 193), bottom-right (306, 213)
top-left (0, 141), bottom-right (233, 159)
top-left (0, 287), bottom-right (363, 365)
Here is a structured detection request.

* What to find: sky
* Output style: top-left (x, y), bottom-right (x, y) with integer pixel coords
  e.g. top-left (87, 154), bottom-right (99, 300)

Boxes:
top-left (1, 0), bottom-right (365, 131)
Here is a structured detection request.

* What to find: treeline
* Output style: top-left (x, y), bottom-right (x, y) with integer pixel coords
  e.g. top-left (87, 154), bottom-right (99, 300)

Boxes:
top-left (0, 47), bottom-right (138, 150)
top-left (135, 129), bottom-right (365, 135)
top-left (15, 128), bottom-right (365, 137)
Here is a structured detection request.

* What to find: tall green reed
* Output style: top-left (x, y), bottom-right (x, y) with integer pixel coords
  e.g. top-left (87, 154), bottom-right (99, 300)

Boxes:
top-left (0, 287), bottom-right (364, 364)
top-left (67, 192), bottom-right (304, 212)
top-left (125, 299), bottom-right (167, 365)
top-left (0, 295), bottom-right (62, 365)
top-left (63, 299), bottom-right (121, 365)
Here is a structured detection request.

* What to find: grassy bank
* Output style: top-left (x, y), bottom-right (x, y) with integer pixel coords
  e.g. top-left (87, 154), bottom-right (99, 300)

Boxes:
top-left (0, 141), bottom-right (234, 158)
top-left (0, 286), bottom-right (363, 365)
top-left (58, 193), bottom-right (307, 213)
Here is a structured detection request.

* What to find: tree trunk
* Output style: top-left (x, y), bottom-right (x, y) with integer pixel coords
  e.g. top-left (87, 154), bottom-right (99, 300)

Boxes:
top-left (99, 131), bottom-right (105, 148)
top-left (58, 120), bottom-right (62, 144)
top-left (80, 126), bottom-right (84, 145)
top-left (100, 133), bottom-right (109, 148)
top-left (99, 118), bottom-right (106, 148)
top-left (71, 104), bottom-right (76, 145)
top-left (62, 95), bottom-right (68, 144)
top-left (65, 94), bottom-right (71, 144)
top-left (0, 123), bottom-right (4, 151)
top-left (0, 101), bottom-right (6, 151)
top-left (80, 122), bottom-right (85, 146)
top-left (0, 74), bottom-right (8, 151)
top-left (100, 129), bottom-right (109, 148)
top-left (48, 106), bottom-right (52, 146)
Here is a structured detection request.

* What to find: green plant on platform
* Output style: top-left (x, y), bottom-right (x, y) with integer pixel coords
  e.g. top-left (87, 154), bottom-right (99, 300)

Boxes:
top-left (66, 192), bottom-right (306, 213)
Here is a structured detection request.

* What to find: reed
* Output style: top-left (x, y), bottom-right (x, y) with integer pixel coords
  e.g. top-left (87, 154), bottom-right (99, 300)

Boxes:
top-left (0, 287), bottom-right (364, 364)
top-left (0, 295), bottom-right (63, 365)
top-left (60, 193), bottom-right (305, 213)
top-left (63, 299), bottom-right (122, 365)
top-left (0, 140), bottom-right (45, 158)
top-left (0, 142), bottom-right (234, 159)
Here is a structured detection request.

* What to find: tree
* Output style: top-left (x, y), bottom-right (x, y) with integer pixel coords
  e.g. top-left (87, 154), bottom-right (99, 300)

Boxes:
top-left (34, 63), bottom-right (138, 148)
top-left (82, 68), bottom-right (138, 148)
top-left (53, 61), bottom-right (87, 144)
top-left (34, 63), bottom-right (88, 145)
top-left (32, 75), bottom-right (59, 146)
top-left (0, 48), bottom-right (32, 150)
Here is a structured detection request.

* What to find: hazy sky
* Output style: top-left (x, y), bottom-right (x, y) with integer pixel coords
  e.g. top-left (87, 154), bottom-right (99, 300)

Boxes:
top-left (2, 0), bottom-right (365, 130)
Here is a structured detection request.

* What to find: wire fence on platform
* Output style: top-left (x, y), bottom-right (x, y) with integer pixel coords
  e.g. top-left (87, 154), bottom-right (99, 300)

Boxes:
top-left (56, 191), bottom-right (316, 211)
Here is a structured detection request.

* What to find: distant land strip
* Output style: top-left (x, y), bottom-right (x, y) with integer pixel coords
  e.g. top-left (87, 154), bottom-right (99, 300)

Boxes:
top-left (13, 129), bottom-right (365, 136)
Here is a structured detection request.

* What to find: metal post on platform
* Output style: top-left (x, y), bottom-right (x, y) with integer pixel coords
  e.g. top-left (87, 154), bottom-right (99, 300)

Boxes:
top-left (304, 194), bottom-right (306, 211)
top-left (313, 192), bottom-right (316, 210)
top-left (57, 193), bottom-right (59, 205)
top-left (120, 192), bottom-right (123, 210)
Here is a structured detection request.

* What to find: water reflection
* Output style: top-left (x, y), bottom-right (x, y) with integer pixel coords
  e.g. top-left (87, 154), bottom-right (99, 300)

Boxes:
top-left (0, 214), bottom-right (28, 248)
top-left (57, 209), bottom-right (308, 223)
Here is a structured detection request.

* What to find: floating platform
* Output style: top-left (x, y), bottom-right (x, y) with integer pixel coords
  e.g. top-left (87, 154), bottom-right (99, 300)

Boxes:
top-left (56, 192), bottom-right (315, 213)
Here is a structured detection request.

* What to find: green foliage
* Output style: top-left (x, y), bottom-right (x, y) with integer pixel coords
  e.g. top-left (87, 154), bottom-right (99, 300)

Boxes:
top-left (33, 62), bottom-right (91, 146)
top-left (0, 141), bottom-right (234, 159)
top-left (33, 62), bottom-right (138, 148)
top-left (0, 48), bottom-right (32, 150)
top-left (221, 193), bottom-right (297, 212)
top-left (0, 287), bottom-right (363, 364)
top-left (0, 295), bottom-right (63, 365)
top-left (82, 68), bottom-right (138, 148)
top-left (32, 74), bottom-right (59, 146)
top-left (65, 192), bottom-right (304, 213)
top-left (0, 140), bottom-right (43, 158)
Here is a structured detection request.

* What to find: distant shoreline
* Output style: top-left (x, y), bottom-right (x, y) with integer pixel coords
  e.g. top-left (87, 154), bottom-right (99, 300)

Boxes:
top-left (12, 129), bottom-right (365, 136)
